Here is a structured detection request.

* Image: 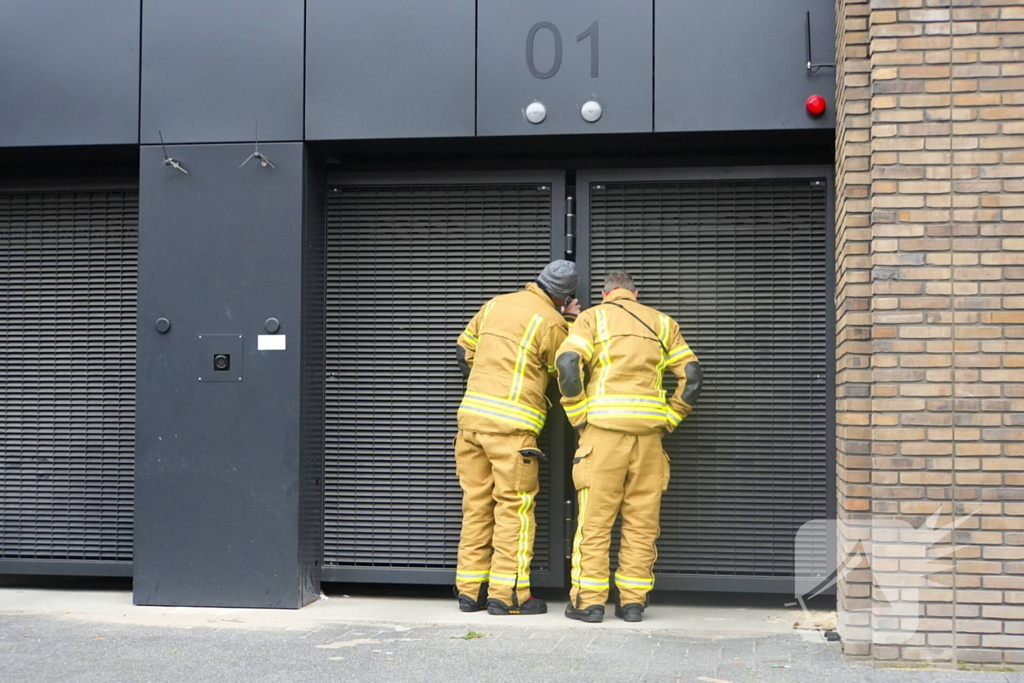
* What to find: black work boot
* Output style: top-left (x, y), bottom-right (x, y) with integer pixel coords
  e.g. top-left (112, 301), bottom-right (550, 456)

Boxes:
top-left (486, 596), bottom-right (547, 615)
top-left (564, 603), bottom-right (605, 623)
top-left (614, 603), bottom-right (645, 622)
top-left (455, 583), bottom-right (488, 613)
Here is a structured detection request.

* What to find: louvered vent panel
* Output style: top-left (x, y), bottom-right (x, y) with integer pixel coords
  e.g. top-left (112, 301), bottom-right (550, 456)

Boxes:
top-left (324, 183), bottom-right (554, 570)
top-left (0, 190), bottom-right (138, 561)
top-left (590, 179), bottom-right (829, 577)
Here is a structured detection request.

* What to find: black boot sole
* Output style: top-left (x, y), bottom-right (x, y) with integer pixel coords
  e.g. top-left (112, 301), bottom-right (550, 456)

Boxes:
top-left (486, 599), bottom-right (547, 616)
top-left (565, 605), bottom-right (604, 623)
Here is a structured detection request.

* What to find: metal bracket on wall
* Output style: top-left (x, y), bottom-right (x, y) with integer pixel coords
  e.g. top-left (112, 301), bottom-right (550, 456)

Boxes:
top-left (239, 121), bottom-right (275, 169)
top-left (158, 131), bottom-right (188, 174)
top-left (805, 11), bottom-right (836, 73)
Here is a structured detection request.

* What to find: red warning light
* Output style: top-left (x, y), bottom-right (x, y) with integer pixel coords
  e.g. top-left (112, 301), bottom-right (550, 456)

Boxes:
top-left (806, 95), bottom-right (826, 117)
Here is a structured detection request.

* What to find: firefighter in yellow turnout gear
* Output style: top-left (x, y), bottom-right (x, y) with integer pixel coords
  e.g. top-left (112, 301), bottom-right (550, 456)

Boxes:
top-left (454, 260), bottom-right (580, 616)
top-left (556, 271), bottom-right (703, 623)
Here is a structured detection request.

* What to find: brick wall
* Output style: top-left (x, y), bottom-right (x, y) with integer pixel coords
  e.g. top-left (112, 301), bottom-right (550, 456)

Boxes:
top-left (835, 0), bottom-right (1024, 666)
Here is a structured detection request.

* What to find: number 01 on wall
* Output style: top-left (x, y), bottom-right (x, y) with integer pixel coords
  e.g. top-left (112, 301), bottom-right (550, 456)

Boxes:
top-left (478, 0), bottom-right (653, 136)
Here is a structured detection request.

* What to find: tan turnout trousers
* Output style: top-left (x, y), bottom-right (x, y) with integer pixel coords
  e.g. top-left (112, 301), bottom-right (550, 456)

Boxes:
top-left (454, 430), bottom-right (540, 606)
top-left (569, 425), bottom-right (670, 608)
top-left (453, 283), bottom-right (571, 606)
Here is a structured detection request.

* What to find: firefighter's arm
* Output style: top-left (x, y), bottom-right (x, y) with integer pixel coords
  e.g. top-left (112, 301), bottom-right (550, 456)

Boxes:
top-left (456, 306), bottom-right (485, 380)
top-left (541, 320), bottom-right (570, 377)
top-left (664, 321), bottom-right (701, 433)
top-left (555, 313), bottom-right (596, 428)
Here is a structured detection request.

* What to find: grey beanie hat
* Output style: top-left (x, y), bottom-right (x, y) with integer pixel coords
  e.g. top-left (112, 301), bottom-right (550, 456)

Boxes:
top-left (536, 260), bottom-right (579, 299)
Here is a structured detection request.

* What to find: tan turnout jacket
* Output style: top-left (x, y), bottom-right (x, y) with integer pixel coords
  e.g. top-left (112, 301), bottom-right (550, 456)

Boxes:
top-left (556, 289), bottom-right (698, 435)
top-left (456, 283), bottom-right (571, 435)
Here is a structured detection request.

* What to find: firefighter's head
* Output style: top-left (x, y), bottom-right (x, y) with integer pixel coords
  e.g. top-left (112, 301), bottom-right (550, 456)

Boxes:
top-left (602, 270), bottom-right (639, 300)
top-left (536, 259), bottom-right (579, 306)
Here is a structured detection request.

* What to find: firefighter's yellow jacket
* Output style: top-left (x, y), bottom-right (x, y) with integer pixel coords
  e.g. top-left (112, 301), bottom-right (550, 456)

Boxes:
top-left (555, 289), bottom-right (699, 435)
top-left (456, 283), bottom-right (571, 435)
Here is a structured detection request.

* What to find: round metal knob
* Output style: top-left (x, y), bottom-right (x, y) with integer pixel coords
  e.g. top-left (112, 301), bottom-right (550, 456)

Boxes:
top-left (525, 101), bottom-right (547, 124)
top-left (155, 318), bottom-right (171, 334)
top-left (581, 100), bottom-right (602, 123)
top-left (265, 317), bottom-right (281, 333)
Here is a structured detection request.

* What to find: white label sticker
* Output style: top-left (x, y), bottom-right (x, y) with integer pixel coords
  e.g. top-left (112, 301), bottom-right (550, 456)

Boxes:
top-left (258, 335), bottom-right (286, 351)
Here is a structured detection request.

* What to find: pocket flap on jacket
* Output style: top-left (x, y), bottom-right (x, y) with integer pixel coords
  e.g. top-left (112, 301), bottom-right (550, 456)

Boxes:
top-left (572, 444), bottom-right (594, 464)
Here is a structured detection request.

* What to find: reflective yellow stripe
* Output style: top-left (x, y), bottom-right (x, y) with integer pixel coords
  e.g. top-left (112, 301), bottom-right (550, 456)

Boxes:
top-left (509, 314), bottom-right (543, 403)
top-left (457, 570), bottom-right (489, 583)
top-left (667, 406), bottom-right (683, 427)
top-left (595, 309), bottom-right (611, 396)
top-left (460, 329), bottom-right (479, 348)
top-left (572, 575), bottom-right (610, 588)
top-left (566, 334), bottom-right (595, 360)
top-left (570, 488), bottom-right (589, 584)
top-left (589, 395), bottom-right (671, 422)
top-left (481, 300), bottom-right (495, 324)
top-left (515, 491), bottom-right (533, 586)
top-left (464, 392), bottom-right (544, 420)
top-left (490, 572), bottom-right (530, 587)
top-left (655, 316), bottom-right (670, 395)
top-left (589, 410), bottom-right (667, 421)
top-left (667, 346), bottom-right (694, 364)
top-left (564, 399), bottom-right (588, 417)
top-left (589, 395), bottom-right (665, 407)
top-left (614, 573), bottom-right (654, 589)
top-left (458, 404), bottom-right (542, 433)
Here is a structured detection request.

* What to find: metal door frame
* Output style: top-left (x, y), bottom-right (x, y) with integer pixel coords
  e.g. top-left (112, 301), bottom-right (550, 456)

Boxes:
top-left (320, 170), bottom-right (569, 587)
top-left (575, 165), bottom-right (836, 594)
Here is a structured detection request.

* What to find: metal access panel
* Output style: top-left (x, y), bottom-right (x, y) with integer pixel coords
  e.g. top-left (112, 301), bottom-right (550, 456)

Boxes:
top-left (0, 189), bottom-right (138, 577)
top-left (578, 167), bottom-right (835, 593)
top-left (323, 172), bottom-right (568, 585)
top-left (0, 1), bottom-right (141, 147)
top-left (141, 0), bottom-right (305, 144)
top-left (655, 0), bottom-right (836, 132)
top-left (135, 143), bottom-right (317, 608)
top-left (477, 0), bottom-right (652, 137)
top-left (306, 0), bottom-right (475, 140)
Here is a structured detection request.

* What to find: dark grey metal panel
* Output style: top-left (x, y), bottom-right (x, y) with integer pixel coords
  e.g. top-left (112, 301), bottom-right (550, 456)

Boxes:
top-left (477, 0), bottom-right (652, 136)
top-left (140, 0), bottom-right (304, 144)
top-left (322, 172), bottom-right (566, 583)
top-left (305, 0), bottom-right (475, 140)
top-left (0, 1), bottom-right (140, 147)
top-left (579, 166), bottom-right (832, 582)
top-left (135, 143), bottom-right (312, 608)
top-left (656, 0), bottom-right (835, 132)
top-left (0, 190), bottom-right (138, 564)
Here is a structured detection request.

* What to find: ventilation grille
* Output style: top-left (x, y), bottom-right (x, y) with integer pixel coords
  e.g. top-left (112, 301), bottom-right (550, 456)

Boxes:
top-left (0, 190), bottom-right (138, 561)
top-left (590, 179), bottom-right (829, 577)
top-left (324, 183), bottom-right (554, 570)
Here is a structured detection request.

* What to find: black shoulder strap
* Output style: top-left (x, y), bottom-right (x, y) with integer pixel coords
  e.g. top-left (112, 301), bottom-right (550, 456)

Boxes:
top-left (601, 301), bottom-right (669, 355)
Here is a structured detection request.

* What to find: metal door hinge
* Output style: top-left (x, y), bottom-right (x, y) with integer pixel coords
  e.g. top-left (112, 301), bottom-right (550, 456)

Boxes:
top-left (564, 195), bottom-right (577, 257)
top-left (564, 499), bottom-right (575, 559)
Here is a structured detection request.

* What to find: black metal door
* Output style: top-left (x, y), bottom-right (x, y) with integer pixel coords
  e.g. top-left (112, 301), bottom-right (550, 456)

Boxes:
top-left (0, 189), bottom-right (138, 577)
top-left (577, 168), bottom-right (834, 593)
top-left (322, 173), bottom-right (568, 585)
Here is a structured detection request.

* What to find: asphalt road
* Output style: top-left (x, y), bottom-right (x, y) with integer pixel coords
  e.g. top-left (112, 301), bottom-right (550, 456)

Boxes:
top-left (2, 611), bottom-right (1022, 683)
